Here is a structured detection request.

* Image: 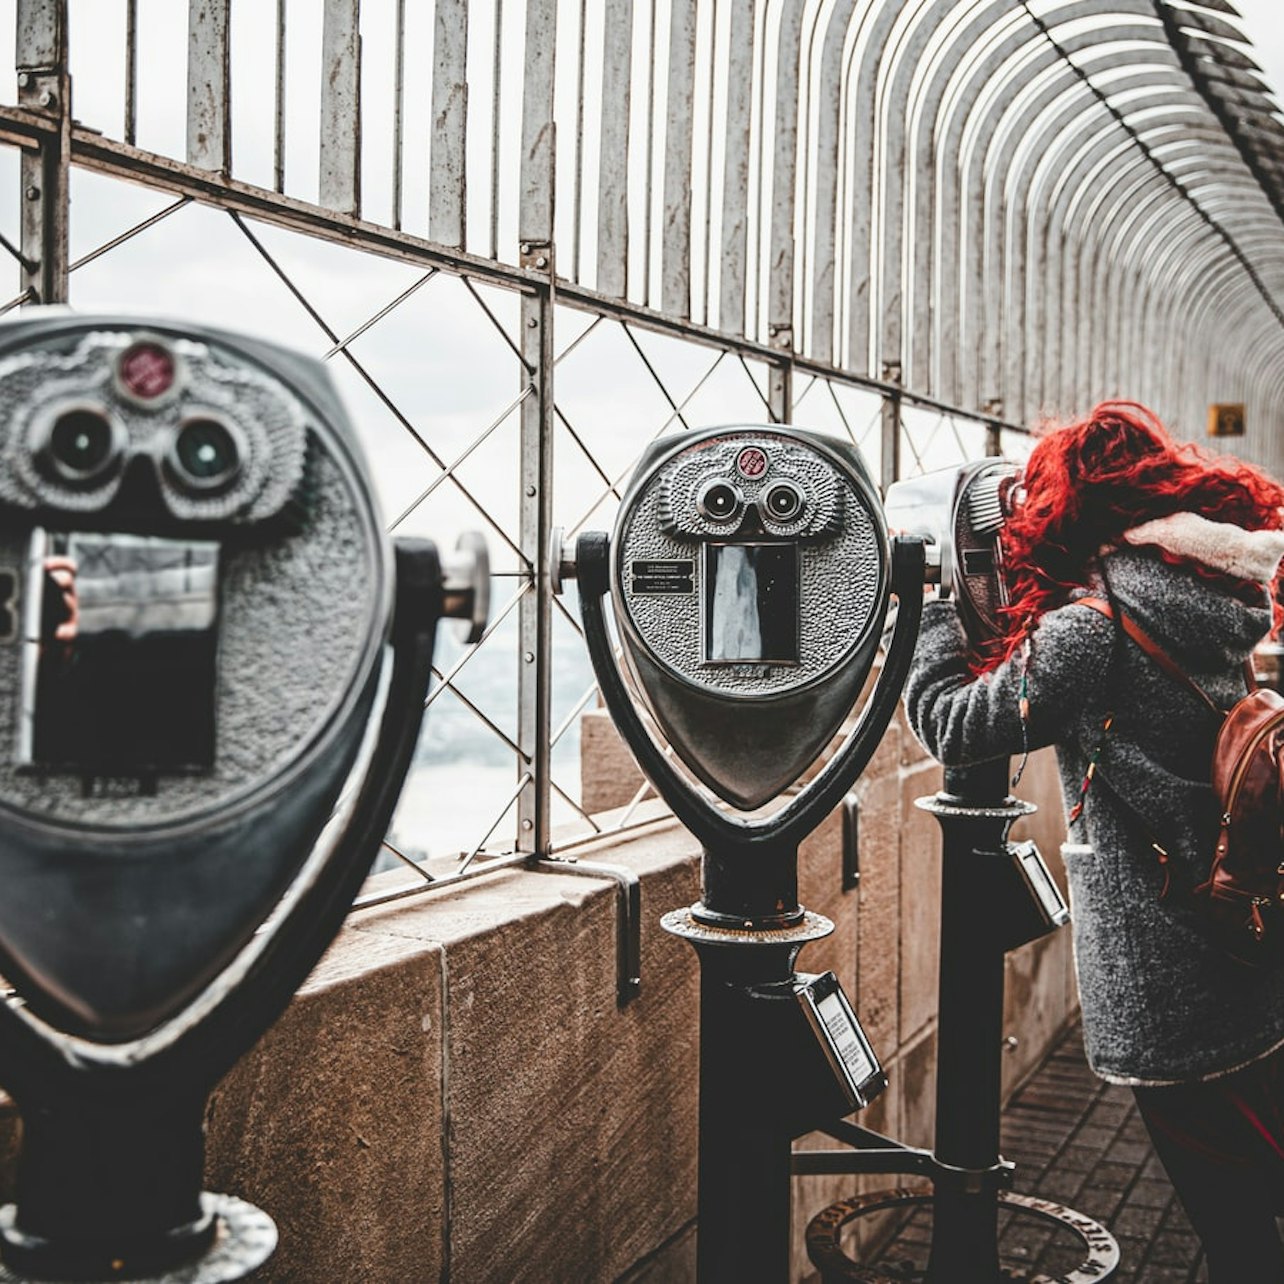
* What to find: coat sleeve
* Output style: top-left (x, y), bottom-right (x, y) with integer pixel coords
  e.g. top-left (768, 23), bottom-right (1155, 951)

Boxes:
top-left (903, 598), bottom-right (1118, 767)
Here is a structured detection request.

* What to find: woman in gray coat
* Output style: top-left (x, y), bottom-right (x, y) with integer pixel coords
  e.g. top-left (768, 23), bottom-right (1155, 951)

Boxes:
top-left (904, 402), bottom-right (1284, 1281)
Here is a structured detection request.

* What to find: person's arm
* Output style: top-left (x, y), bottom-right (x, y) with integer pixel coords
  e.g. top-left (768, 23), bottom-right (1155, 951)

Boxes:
top-left (904, 598), bottom-right (1116, 766)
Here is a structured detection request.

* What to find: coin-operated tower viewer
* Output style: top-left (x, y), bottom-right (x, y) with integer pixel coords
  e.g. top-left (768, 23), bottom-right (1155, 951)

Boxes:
top-left (554, 425), bottom-right (925, 1283)
top-left (0, 312), bottom-right (487, 1282)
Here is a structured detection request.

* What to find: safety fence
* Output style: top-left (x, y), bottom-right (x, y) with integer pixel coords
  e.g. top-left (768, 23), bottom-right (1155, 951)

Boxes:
top-left (0, 0), bottom-right (1280, 894)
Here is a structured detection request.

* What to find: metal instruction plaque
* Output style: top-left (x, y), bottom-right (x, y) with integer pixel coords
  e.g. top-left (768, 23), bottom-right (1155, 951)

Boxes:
top-left (1011, 839), bottom-right (1070, 930)
top-left (795, 971), bottom-right (886, 1110)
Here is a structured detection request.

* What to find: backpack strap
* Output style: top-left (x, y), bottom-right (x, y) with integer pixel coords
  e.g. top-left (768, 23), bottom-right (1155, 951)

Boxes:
top-left (1076, 596), bottom-right (1225, 719)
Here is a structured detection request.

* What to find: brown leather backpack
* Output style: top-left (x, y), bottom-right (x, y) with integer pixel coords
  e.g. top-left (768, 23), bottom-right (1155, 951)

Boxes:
top-left (1080, 597), bottom-right (1284, 966)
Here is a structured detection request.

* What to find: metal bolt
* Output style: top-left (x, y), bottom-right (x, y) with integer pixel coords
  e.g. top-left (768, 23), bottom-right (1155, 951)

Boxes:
top-left (525, 485), bottom-right (536, 496)
top-left (1002, 1035), bottom-right (1019, 1053)
top-left (523, 651), bottom-right (534, 663)
top-left (16, 73), bottom-right (28, 89)
top-left (38, 89), bottom-right (54, 108)
top-left (521, 818), bottom-right (534, 831)
top-left (24, 186), bottom-right (39, 201)
top-left (520, 242), bottom-right (530, 255)
top-left (535, 255), bottom-right (548, 269)
top-left (527, 317), bottom-right (538, 328)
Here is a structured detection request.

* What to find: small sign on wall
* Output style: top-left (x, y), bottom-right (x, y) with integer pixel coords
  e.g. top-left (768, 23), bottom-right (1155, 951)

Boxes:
top-left (1208, 403), bottom-right (1246, 437)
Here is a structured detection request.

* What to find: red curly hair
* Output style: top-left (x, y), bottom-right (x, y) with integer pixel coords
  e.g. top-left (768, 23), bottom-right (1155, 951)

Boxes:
top-left (983, 401), bottom-right (1284, 671)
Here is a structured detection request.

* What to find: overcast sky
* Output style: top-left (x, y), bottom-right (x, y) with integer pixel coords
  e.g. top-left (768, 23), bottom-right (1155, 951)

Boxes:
top-left (1228, 1), bottom-right (1284, 106)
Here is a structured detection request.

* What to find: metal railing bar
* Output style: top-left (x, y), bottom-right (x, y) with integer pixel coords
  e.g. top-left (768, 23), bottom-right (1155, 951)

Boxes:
top-left (736, 352), bottom-right (774, 415)
top-left (426, 667), bottom-right (522, 746)
top-left (552, 589), bottom-right (587, 640)
top-left (0, 228), bottom-right (32, 271)
top-left (125, 0), bottom-right (138, 147)
top-left (322, 268), bottom-right (438, 358)
top-left (353, 852), bottom-right (532, 912)
top-left (392, 0), bottom-right (406, 231)
top-left (702, 0), bottom-right (718, 325)
top-left (857, 399), bottom-right (883, 446)
top-left (229, 209), bottom-right (528, 565)
top-left (563, 345), bottom-right (731, 538)
top-left (548, 809), bottom-right (674, 856)
top-left (274, 0), bottom-right (286, 192)
top-left (546, 769), bottom-right (603, 832)
top-left (389, 385), bottom-right (534, 530)
top-left (43, 119), bottom-right (1036, 438)
top-left (423, 584), bottom-right (528, 711)
top-left (458, 771), bottom-right (531, 873)
top-left (550, 277), bottom-right (1030, 433)
top-left (463, 276), bottom-right (531, 371)
top-left (643, 0), bottom-right (658, 308)
top-left (572, 0), bottom-right (587, 282)
top-left (553, 312), bottom-right (605, 365)
top-left (490, 0), bottom-right (504, 262)
top-left (0, 289), bottom-right (35, 317)
top-left (791, 372), bottom-right (819, 411)
top-left (550, 680), bottom-right (600, 749)
top-left (821, 379), bottom-right (854, 440)
top-left (381, 839), bottom-right (436, 882)
top-left (67, 196), bottom-right (191, 275)
top-left (554, 402), bottom-right (624, 498)
top-left (622, 320), bottom-right (695, 429)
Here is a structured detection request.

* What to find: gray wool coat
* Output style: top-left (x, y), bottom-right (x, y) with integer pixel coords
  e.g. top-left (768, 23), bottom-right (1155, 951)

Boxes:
top-left (904, 547), bottom-right (1284, 1086)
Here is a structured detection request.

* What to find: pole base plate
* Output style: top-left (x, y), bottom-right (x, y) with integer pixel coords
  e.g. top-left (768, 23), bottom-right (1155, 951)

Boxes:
top-left (660, 906), bottom-right (834, 946)
top-left (805, 1183), bottom-right (1119, 1282)
top-left (0, 1194), bottom-right (276, 1284)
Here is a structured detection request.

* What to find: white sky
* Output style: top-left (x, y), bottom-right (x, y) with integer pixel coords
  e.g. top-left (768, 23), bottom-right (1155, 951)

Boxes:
top-left (1229, 0), bottom-right (1284, 108)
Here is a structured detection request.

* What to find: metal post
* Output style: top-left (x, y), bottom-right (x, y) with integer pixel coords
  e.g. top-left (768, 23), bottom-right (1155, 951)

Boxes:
top-left (921, 758), bottom-right (1027, 1284)
top-left (518, 260), bottom-right (555, 857)
top-left (880, 368), bottom-right (902, 493)
top-left (686, 838), bottom-right (817, 1284)
top-left (17, 0), bottom-right (70, 306)
top-left (517, 0), bottom-right (557, 857)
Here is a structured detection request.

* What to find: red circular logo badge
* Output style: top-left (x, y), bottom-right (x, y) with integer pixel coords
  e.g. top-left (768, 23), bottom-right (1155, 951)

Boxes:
top-left (119, 343), bottom-right (176, 401)
top-left (736, 447), bottom-right (768, 478)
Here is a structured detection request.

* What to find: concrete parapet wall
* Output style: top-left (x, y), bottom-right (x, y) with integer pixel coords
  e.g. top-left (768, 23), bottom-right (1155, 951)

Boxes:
top-left (0, 710), bottom-right (1074, 1282)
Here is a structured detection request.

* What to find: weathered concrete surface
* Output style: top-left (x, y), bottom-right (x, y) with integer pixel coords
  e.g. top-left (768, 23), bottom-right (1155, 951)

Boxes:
top-left (0, 715), bottom-right (1073, 1283)
top-left (205, 929), bottom-right (448, 1282)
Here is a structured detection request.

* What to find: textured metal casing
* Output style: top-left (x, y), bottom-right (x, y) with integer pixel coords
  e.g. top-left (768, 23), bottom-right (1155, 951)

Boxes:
top-left (0, 311), bottom-right (392, 1042)
top-left (611, 426), bottom-right (889, 809)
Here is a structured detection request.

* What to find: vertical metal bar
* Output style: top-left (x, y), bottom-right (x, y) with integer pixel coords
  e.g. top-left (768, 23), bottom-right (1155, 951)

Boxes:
top-left (490, 0), bottom-right (504, 260)
top-left (768, 356), bottom-right (793, 425)
top-left (768, 1), bottom-right (804, 422)
top-left (880, 381), bottom-right (901, 493)
top-left (274, 0), bottom-right (287, 192)
top-left (642, 0), bottom-right (657, 307)
top-left (662, 0), bottom-right (697, 319)
top-left (571, 0), bottom-right (587, 281)
top-left (719, 0), bottom-right (755, 336)
top-left (319, 0), bottom-right (361, 217)
top-left (125, 0), bottom-right (138, 146)
top-left (518, 0), bottom-right (557, 856)
top-left (809, 2), bottom-right (855, 365)
top-left (845, 5), bottom-right (898, 377)
top-left (186, 0), bottom-right (231, 174)
top-left (17, 0), bottom-right (70, 306)
top-left (392, 0), bottom-right (406, 231)
top-left (432, 0), bottom-right (468, 248)
top-left (596, 0), bottom-right (633, 297)
top-left (701, 0), bottom-right (718, 325)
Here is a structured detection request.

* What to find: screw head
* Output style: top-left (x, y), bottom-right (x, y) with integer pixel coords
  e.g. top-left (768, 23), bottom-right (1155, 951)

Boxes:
top-left (24, 185), bottom-right (40, 200)
top-left (535, 255), bottom-right (548, 269)
top-left (38, 89), bottom-right (54, 108)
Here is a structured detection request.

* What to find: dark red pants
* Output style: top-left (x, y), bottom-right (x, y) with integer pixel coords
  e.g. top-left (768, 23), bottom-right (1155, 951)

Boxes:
top-left (1133, 1044), bottom-right (1284, 1283)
